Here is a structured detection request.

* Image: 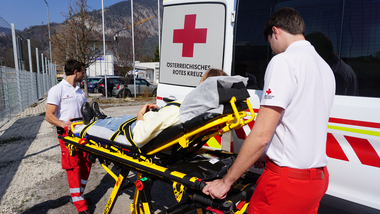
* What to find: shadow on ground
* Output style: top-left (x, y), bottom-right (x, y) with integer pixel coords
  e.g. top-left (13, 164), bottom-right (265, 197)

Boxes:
top-left (0, 115), bottom-right (45, 202)
top-left (20, 164), bottom-right (178, 214)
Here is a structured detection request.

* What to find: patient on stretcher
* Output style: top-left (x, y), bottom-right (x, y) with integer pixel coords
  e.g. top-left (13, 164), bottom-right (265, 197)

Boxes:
top-left (73, 69), bottom-right (248, 148)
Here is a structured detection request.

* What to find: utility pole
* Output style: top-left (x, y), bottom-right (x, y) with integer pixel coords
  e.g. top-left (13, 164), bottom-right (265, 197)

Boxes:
top-left (101, 0), bottom-right (108, 99)
top-left (131, 0), bottom-right (136, 98)
top-left (44, 0), bottom-right (52, 61)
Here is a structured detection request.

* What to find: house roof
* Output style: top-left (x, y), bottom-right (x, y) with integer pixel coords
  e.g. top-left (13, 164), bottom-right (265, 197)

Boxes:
top-left (135, 62), bottom-right (159, 70)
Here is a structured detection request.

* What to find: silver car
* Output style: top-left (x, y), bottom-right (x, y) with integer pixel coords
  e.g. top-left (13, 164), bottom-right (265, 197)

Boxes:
top-left (112, 78), bottom-right (157, 98)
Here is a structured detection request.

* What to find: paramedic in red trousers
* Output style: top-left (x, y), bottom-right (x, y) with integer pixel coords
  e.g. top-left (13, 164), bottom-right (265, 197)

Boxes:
top-left (45, 59), bottom-right (92, 214)
top-left (203, 7), bottom-right (335, 214)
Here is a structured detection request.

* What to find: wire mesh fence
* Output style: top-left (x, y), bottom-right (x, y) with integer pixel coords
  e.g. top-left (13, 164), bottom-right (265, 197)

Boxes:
top-left (0, 66), bottom-right (56, 127)
top-left (0, 16), bottom-right (57, 128)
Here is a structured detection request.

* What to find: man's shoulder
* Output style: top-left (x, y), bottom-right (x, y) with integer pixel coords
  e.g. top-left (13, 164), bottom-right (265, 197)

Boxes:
top-left (49, 82), bottom-right (64, 94)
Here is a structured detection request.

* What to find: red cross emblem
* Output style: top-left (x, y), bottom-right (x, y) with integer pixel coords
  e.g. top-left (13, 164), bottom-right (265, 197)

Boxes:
top-left (266, 89), bottom-right (272, 95)
top-left (173, 14), bottom-right (207, 58)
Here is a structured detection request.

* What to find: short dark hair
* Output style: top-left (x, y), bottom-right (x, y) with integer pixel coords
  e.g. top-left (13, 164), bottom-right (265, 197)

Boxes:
top-left (263, 7), bottom-right (306, 41)
top-left (205, 68), bottom-right (228, 78)
top-left (64, 59), bottom-right (85, 76)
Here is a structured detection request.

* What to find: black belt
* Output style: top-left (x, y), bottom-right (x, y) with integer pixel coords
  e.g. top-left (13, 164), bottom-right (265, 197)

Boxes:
top-left (57, 126), bottom-right (64, 135)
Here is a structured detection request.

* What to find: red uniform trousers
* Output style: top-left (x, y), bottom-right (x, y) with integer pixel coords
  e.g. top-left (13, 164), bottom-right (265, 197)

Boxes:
top-left (248, 160), bottom-right (329, 214)
top-left (59, 134), bottom-right (92, 213)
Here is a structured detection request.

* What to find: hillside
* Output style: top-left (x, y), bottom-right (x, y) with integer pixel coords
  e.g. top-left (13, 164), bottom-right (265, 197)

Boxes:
top-left (1, 0), bottom-right (160, 64)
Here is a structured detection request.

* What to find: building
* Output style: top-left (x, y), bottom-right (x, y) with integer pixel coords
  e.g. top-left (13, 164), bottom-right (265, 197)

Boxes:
top-left (87, 55), bottom-right (114, 77)
top-left (134, 61), bottom-right (159, 83)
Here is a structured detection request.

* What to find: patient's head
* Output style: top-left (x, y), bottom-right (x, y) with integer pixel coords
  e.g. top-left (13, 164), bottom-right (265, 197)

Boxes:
top-left (199, 69), bottom-right (228, 84)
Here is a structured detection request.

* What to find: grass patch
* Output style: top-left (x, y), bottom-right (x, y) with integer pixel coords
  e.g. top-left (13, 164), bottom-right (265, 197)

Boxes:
top-left (95, 97), bottom-right (156, 108)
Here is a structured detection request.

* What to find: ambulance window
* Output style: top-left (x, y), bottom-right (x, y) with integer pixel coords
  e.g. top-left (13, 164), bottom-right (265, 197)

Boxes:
top-left (339, 0), bottom-right (380, 97)
top-left (234, 0), bottom-right (380, 98)
top-left (233, 0), bottom-right (273, 90)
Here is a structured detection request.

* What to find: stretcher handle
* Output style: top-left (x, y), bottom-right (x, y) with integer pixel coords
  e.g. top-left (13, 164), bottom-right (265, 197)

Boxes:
top-left (227, 183), bottom-right (256, 204)
top-left (192, 193), bottom-right (215, 207)
top-left (194, 183), bottom-right (256, 210)
top-left (70, 117), bottom-right (83, 122)
top-left (192, 193), bottom-right (233, 211)
top-left (198, 180), bottom-right (207, 191)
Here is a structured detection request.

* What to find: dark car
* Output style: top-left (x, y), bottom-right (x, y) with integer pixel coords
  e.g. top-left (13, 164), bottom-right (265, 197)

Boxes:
top-left (97, 76), bottom-right (124, 96)
top-left (80, 77), bottom-right (102, 92)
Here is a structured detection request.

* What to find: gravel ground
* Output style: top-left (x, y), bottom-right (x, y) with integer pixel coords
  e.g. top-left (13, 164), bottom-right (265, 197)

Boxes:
top-left (0, 95), bottom-right (179, 214)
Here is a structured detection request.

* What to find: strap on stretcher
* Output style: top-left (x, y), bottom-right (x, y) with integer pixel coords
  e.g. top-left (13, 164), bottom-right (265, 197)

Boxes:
top-left (80, 120), bottom-right (97, 138)
top-left (109, 117), bottom-right (138, 148)
top-left (89, 101), bottom-right (182, 152)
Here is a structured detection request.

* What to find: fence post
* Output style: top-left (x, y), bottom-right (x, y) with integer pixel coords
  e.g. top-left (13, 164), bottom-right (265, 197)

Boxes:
top-left (48, 59), bottom-right (51, 89)
top-left (53, 63), bottom-right (57, 84)
top-left (27, 39), bottom-right (34, 106)
top-left (45, 57), bottom-right (48, 91)
top-left (11, 23), bottom-right (22, 113)
top-left (41, 53), bottom-right (46, 95)
top-left (36, 48), bottom-right (40, 99)
top-left (2, 67), bottom-right (11, 121)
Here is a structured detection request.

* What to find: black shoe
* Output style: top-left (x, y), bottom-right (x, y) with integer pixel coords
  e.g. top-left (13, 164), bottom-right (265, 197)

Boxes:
top-left (81, 102), bottom-right (94, 124)
top-left (91, 102), bottom-right (107, 119)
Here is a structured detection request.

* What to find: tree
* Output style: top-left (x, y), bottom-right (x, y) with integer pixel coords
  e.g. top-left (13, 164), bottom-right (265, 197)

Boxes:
top-left (110, 13), bottom-right (152, 97)
top-left (51, 0), bottom-right (102, 96)
top-left (152, 45), bottom-right (159, 62)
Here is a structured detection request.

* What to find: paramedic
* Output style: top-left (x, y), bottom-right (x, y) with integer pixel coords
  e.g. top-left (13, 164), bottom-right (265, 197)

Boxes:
top-left (203, 7), bottom-right (335, 214)
top-left (45, 59), bottom-right (92, 214)
top-left (80, 68), bottom-right (228, 145)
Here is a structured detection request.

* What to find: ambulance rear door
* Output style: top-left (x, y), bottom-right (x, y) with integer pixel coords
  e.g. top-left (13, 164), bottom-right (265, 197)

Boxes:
top-left (157, 0), bottom-right (230, 106)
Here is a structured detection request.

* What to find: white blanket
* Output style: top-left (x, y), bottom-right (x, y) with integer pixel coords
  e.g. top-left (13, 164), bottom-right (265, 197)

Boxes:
top-left (179, 76), bottom-right (248, 123)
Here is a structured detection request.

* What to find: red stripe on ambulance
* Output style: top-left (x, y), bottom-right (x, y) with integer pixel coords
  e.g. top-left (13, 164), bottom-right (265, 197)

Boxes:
top-left (329, 117), bottom-right (380, 129)
top-left (234, 111), bottom-right (380, 168)
top-left (344, 136), bottom-right (380, 168)
top-left (326, 133), bottom-right (349, 161)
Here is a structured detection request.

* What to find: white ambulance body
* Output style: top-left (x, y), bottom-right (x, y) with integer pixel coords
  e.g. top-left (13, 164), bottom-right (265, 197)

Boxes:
top-left (157, 0), bottom-right (380, 213)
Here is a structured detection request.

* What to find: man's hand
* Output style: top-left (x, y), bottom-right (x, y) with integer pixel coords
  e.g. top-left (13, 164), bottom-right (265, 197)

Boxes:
top-left (202, 178), bottom-right (231, 199)
top-left (45, 103), bottom-right (67, 128)
top-left (65, 118), bottom-right (73, 130)
top-left (137, 104), bottom-right (160, 121)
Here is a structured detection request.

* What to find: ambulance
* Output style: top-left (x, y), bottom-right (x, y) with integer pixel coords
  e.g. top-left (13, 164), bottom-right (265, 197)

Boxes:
top-left (156, 0), bottom-right (380, 212)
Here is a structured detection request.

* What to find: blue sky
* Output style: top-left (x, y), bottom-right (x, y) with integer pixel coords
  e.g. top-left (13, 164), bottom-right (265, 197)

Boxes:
top-left (0, 0), bottom-right (126, 30)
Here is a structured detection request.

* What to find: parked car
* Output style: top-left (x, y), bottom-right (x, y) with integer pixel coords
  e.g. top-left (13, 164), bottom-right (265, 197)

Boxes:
top-left (97, 76), bottom-right (124, 96)
top-left (112, 78), bottom-right (157, 98)
top-left (81, 77), bottom-right (102, 92)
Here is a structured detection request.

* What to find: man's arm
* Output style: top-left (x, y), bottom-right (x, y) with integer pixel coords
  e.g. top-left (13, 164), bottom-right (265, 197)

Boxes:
top-left (136, 104), bottom-right (159, 121)
top-left (45, 103), bottom-right (71, 129)
top-left (203, 105), bottom-right (284, 199)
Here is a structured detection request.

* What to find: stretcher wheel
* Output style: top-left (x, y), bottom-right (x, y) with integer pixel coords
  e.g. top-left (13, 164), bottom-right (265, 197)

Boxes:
top-left (98, 158), bottom-right (105, 164)
top-left (88, 154), bottom-right (96, 163)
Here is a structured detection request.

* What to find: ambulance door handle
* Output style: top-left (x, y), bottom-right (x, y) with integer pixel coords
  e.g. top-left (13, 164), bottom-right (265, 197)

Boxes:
top-left (163, 96), bottom-right (177, 103)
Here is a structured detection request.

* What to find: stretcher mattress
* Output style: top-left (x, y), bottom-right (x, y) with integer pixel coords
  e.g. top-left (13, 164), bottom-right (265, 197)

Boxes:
top-left (72, 124), bottom-right (147, 147)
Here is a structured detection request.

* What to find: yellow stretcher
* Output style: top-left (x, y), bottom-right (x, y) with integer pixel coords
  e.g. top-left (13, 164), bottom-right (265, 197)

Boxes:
top-left (59, 89), bottom-right (259, 214)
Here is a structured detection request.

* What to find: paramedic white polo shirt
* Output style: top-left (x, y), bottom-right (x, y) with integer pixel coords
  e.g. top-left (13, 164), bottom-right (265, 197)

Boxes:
top-left (261, 40), bottom-right (335, 169)
top-left (47, 79), bottom-right (87, 123)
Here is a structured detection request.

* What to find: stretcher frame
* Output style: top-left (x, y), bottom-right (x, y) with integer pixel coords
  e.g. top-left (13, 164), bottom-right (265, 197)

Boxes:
top-left (59, 96), bottom-right (258, 214)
